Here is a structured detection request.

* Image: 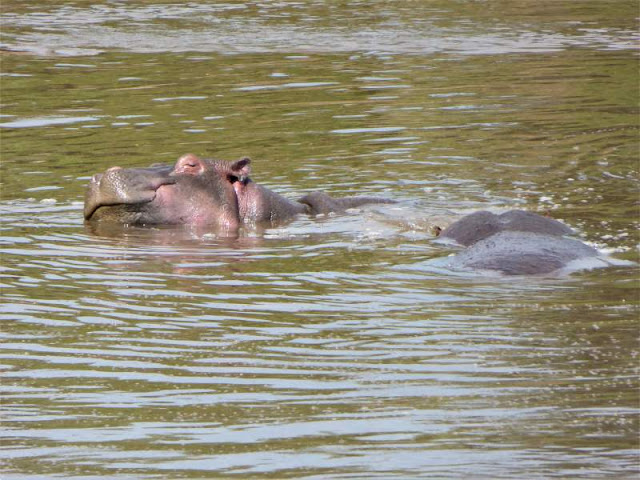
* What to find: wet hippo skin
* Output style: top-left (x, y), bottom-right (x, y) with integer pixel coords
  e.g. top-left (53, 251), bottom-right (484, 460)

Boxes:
top-left (438, 210), bottom-right (599, 275)
top-left (84, 153), bottom-right (393, 230)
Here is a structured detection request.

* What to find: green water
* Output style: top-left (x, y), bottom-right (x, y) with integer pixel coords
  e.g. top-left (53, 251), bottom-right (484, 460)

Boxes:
top-left (1, 1), bottom-right (638, 478)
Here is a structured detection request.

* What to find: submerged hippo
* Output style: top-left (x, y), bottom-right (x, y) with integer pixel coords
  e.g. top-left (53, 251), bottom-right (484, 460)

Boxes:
top-left (436, 210), bottom-right (601, 275)
top-left (84, 153), bottom-right (393, 230)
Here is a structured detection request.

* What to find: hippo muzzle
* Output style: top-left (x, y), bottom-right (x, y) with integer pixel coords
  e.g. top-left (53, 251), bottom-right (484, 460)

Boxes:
top-left (84, 165), bottom-right (175, 221)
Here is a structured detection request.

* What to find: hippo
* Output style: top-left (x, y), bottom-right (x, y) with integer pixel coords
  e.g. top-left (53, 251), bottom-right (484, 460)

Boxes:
top-left (436, 210), bottom-right (601, 275)
top-left (84, 153), bottom-right (394, 230)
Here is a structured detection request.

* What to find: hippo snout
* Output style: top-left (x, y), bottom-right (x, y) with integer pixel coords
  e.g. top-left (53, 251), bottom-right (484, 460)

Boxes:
top-left (84, 165), bottom-right (175, 220)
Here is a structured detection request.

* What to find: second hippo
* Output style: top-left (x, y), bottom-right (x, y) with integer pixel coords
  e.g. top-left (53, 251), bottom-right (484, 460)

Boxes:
top-left (436, 210), bottom-right (601, 275)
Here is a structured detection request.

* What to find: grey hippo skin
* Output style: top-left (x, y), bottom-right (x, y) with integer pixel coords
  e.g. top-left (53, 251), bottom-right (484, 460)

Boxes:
top-left (84, 154), bottom-right (393, 230)
top-left (438, 210), bottom-right (599, 275)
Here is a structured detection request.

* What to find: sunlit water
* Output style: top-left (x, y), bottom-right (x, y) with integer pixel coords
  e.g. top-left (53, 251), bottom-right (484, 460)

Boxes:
top-left (1, 1), bottom-right (639, 478)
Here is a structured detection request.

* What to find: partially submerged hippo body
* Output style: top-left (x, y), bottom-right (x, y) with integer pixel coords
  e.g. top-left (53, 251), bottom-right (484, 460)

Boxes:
top-left (84, 154), bottom-right (393, 230)
top-left (437, 210), bottom-right (600, 275)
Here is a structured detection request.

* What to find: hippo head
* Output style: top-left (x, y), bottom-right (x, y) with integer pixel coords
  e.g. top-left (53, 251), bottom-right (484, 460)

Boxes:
top-left (84, 154), bottom-right (252, 230)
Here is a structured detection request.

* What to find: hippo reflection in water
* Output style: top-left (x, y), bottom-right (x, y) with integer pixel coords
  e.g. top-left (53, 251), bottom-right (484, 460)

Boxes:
top-left (85, 154), bottom-right (611, 276)
top-left (84, 153), bottom-right (394, 229)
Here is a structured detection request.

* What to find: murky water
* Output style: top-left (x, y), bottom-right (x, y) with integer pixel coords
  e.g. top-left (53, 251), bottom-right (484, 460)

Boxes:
top-left (1, 1), bottom-right (639, 478)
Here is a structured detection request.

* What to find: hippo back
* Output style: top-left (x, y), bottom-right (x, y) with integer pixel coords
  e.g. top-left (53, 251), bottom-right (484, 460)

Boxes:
top-left (440, 210), bottom-right (574, 247)
top-left (447, 231), bottom-right (598, 275)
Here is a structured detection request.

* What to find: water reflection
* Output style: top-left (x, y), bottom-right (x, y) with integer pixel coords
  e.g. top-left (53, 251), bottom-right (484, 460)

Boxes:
top-left (0, 116), bottom-right (100, 129)
top-left (2, 1), bottom-right (638, 56)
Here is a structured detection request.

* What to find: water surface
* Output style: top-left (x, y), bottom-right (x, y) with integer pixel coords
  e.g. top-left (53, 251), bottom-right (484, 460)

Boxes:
top-left (1, 1), bottom-right (639, 478)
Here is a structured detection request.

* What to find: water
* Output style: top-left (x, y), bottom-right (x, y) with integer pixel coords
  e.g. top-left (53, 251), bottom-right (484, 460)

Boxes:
top-left (1, 1), bottom-right (639, 478)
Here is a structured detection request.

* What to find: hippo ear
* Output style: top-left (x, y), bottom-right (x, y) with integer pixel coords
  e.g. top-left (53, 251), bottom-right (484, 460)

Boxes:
top-left (230, 157), bottom-right (251, 182)
top-left (174, 154), bottom-right (205, 175)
